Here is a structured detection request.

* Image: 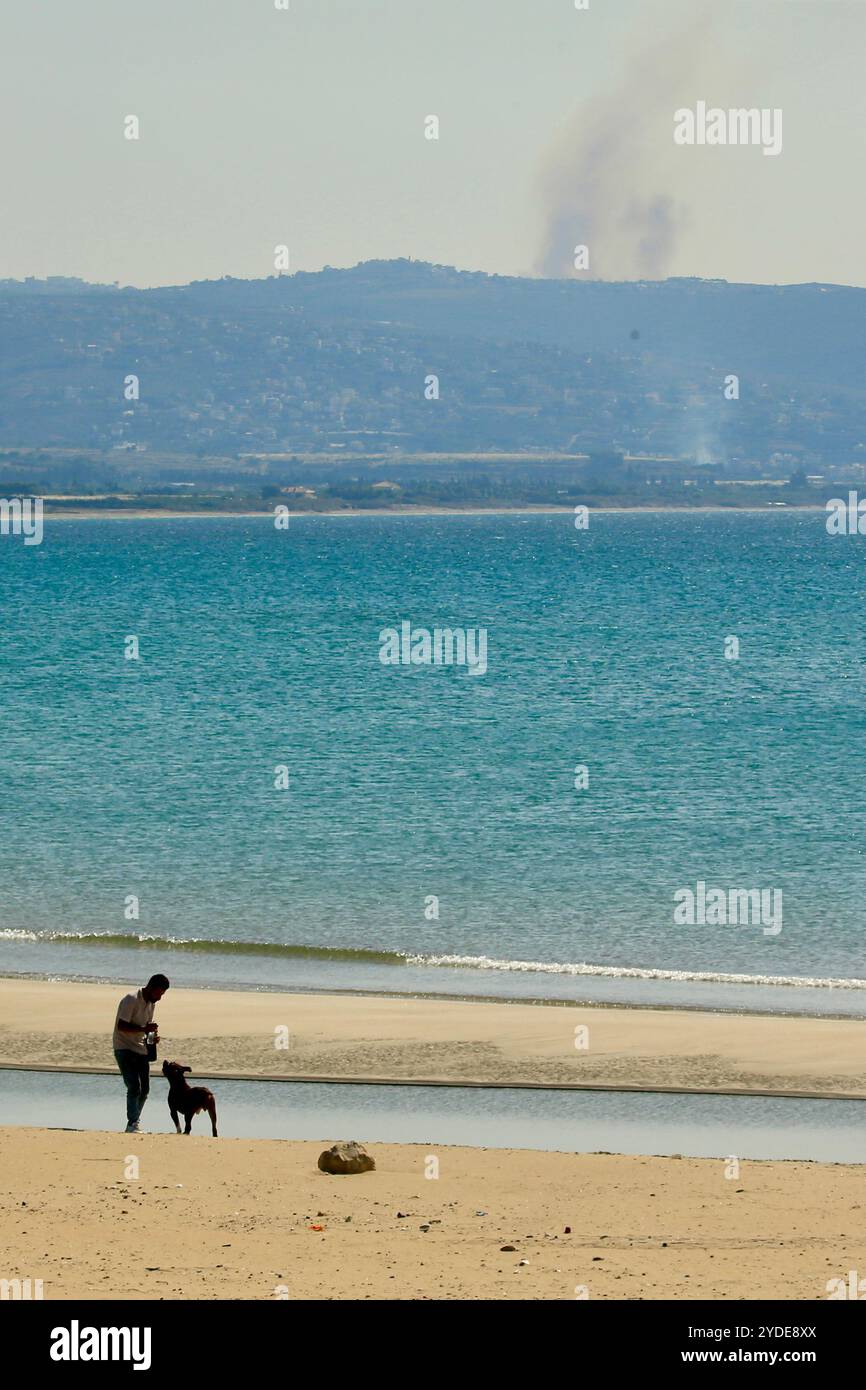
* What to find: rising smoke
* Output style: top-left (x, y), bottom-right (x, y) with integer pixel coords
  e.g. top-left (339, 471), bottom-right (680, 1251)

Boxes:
top-left (535, 5), bottom-right (714, 280)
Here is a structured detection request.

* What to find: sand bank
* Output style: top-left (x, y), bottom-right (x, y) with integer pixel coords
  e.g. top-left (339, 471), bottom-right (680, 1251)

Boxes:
top-left (2, 978), bottom-right (866, 1096)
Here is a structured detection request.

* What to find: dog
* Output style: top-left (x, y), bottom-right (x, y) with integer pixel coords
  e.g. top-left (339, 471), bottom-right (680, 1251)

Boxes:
top-left (162, 1060), bottom-right (218, 1137)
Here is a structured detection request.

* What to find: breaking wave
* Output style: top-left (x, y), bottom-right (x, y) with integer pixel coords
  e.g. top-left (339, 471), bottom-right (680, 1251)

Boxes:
top-left (2, 930), bottom-right (864, 991)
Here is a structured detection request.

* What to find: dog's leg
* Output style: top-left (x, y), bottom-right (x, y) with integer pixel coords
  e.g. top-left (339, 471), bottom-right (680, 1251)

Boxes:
top-left (183, 1112), bottom-right (193, 1135)
top-left (206, 1097), bottom-right (218, 1138)
top-left (169, 1104), bottom-right (181, 1134)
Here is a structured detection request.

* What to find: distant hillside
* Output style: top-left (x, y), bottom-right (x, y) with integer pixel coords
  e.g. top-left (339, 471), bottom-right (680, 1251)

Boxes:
top-left (0, 261), bottom-right (863, 468)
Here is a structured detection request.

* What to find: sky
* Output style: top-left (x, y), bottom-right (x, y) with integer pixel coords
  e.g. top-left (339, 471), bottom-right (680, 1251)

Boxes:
top-left (1, 0), bottom-right (864, 288)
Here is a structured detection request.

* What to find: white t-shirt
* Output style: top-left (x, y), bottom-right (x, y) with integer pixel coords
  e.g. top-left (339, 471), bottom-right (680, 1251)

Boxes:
top-left (113, 990), bottom-right (155, 1055)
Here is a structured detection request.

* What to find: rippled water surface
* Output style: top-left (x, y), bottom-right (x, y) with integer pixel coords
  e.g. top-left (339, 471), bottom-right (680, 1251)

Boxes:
top-left (2, 512), bottom-right (865, 1011)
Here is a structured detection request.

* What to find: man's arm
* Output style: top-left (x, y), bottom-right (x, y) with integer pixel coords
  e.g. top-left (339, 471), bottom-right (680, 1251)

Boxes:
top-left (116, 1019), bottom-right (149, 1035)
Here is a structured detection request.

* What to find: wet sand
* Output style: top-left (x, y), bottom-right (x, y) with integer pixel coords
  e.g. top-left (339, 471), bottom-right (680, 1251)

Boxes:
top-left (2, 978), bottom-right (866, 1097)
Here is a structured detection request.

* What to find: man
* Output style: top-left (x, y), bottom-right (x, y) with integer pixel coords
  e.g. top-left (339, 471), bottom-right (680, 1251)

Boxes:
top-left (113, 974), bottom-right (170, 1133)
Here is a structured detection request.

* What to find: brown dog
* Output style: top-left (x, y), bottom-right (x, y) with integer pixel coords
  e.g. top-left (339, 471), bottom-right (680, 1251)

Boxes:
top-left (162, 1060), bottom-right (218, 1137)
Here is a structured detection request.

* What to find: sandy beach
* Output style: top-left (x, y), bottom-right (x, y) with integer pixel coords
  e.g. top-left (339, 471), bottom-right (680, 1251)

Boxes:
top-left (2, 1126), bottom-right (862, 1300)
top-left (2, 978), bottom-right (866, 1097)
top-left (3, 981), bottom-right (865, 1300)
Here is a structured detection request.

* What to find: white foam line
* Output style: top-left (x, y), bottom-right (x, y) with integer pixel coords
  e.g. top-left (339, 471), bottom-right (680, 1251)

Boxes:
top-left (404, 953), bottom-right (866, 991)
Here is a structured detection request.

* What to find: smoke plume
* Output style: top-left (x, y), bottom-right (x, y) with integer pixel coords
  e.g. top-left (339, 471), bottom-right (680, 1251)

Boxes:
top-left (535, 6), bottom-right (714, 280)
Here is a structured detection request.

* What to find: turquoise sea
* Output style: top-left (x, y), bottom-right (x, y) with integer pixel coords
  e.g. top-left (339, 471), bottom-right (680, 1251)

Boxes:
top-left (2, 510), bottom-right (866, 1015)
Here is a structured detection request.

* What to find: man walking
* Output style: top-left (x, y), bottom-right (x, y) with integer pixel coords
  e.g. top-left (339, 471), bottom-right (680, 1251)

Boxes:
top-left (113, 974), bottom-right (170, 1133)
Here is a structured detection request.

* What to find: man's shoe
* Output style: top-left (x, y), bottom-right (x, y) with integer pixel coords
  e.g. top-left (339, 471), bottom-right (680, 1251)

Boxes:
top-left (125, 1122), bottom-right (140, 1133)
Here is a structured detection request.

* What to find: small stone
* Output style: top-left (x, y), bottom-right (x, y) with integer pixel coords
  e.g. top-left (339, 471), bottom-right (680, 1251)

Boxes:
top-left (500, 1245), bottom-right (517, 1252)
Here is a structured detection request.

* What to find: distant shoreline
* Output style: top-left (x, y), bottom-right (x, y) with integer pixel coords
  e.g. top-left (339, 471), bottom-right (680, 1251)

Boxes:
top-left (40, 504), bottom-right (827, 520)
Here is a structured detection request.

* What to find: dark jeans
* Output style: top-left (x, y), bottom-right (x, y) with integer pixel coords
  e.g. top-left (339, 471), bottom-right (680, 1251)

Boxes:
top-left (114, 1048), bottom-right (150, 1126)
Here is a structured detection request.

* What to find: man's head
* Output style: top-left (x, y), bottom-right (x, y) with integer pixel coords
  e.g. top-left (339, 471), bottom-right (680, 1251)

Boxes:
top-left (143, 973), bottom-right (170, 1003)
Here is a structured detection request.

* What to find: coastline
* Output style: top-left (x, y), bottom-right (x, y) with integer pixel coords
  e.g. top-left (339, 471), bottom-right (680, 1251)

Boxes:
top-left (2, 1126), bottom-right (860, 1300)
top-left (3, 977), bottom-right (865, 1096)
top-left (38, 504), bottom-right (827, 520)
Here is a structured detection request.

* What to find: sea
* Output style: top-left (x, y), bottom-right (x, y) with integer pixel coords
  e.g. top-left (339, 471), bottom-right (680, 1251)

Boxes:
top-left (2, 509), bottom-right (866, 1018)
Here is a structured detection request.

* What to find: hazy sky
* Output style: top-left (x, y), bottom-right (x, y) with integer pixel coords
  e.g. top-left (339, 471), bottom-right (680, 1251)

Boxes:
top-left (1, 0), bottom-right (864, 287)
